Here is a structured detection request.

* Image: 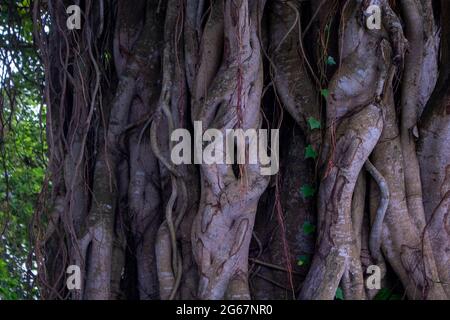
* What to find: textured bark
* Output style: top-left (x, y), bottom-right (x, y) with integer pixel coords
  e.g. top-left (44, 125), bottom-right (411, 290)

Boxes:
top-left (300, 104), bottom-right (383, 300)
top-left (417, 0), bottom-right (450, 298)
top-left (269, 0), bottom-right (321, 150)
top-left (191, 0), bottom-right (269, 300)
top-left (372, 64), bottom-right (446, 299)
top-left (342, 171), bottom-right (366, 300)
top-left (30, 0), bottom-right (450, 301)
top-left (300, 0), bottom-right (398, 300)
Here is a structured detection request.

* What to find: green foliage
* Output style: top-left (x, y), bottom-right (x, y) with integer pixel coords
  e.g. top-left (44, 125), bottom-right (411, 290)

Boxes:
top-left (304, 145), bottom-right (318, 160)
top-left (320, 88), bottom-right (329, 99)
top-left (297, 255), bottom-right (310, 267)
top-left (326, 56), bottom-right (337, 66)
top-left (302, 221), bottom-right (316, 235)
top-left (300, 184), bottom-right (315, 199)
top-left (307, 117), bottom-right (321, 130)
top-left (0, 101), bottom-right (45, 300)
top-left (374, 288), bottom-right (402, 300)
top-left (335, 287), bottom-right (344, 300)
top-left (0, 0), bottom-right (45, 300)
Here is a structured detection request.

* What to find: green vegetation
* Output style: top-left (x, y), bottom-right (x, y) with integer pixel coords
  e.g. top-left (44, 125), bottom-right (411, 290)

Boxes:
top-left (0, 0), bottom-right (45, 299)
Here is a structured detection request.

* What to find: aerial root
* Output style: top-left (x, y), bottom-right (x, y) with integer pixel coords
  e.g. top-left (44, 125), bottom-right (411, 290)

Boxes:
top-left (365, 159), bottom-right (389, 263)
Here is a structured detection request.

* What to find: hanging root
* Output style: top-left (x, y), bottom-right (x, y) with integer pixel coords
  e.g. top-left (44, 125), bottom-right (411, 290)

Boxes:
top-left (150, 77), bottom-right (184, 301)
top-left (365, 159), bottom-right (389, 263)
top-left (151, 0), bottom-right (188, 300)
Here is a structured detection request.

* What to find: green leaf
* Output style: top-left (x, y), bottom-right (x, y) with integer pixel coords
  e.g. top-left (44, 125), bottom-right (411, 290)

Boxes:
top-left (374, 288), bottom-right (391, 300)
top-left (307, 117), bottom-right (321, 130)
top-left (302, 221), bottom-right (316, 235)
top-left (300, 185), bottom-right (315, 199)
top-left (297, 255), bottom-right (310, 266)
top-left (305, 145), bottom-right (318, 159)
top-left (335, 287), bottom-right (344, 300)
top-left (321, 88), bottom-right (329, 99)
top-left (374, 288), bottom-right (402, 300)
top-left (326, 56), bottom-right (337, 66)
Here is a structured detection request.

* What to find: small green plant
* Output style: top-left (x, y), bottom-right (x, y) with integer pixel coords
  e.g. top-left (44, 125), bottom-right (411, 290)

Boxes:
top-left (335, 287), bottom-right (344, 300)
top-left (302, 221), bottom-right (316, 235)
top-left (305, 144), bottom-right (318, 160)
top-left (300, 184), bottom-right (315, 199)
top-left (307, 117), bottom-right (321, 130)
top-left (297, 255), bottom-right (311, 267)
top-left (326, 56), bottom-right (337, 66)
top-left (374, 288), bottom-right (402, 300)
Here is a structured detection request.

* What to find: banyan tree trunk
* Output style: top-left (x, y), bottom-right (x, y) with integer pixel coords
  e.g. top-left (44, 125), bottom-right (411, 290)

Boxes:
top-left (31, 0), bottom-right (450, 300)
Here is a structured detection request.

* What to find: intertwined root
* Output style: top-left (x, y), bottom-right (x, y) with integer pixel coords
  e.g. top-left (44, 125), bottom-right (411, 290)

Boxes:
top-left (190, 0), bottom-right (269, 300)
top-left (32, 0), bottom-right (450, 300)
top-left (299, 0), bottom-right (448, 300)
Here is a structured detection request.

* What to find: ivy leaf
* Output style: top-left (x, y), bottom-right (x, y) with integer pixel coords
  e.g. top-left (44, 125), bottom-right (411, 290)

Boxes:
top-left (300, 185), bottom-right (315, 199)
top-left (374, 288), bottom-right (391, 300)
top-left (302, 221), bottom-right (316, 235)
top-left (373, 288), bottom-right (402, 300)
top-left (305, 144), bottom-right (318, 159)
top-left (335, 287), bottom-right (344, 300)
top-left (297, 255), bottom-right (311, 267)
top-left (307, 117), bottom-right (321, 130)
top-left (326, 56), bottom-right (337, 66)
top-left (321, 88), bottom-right (329, 99)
